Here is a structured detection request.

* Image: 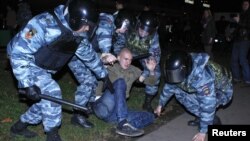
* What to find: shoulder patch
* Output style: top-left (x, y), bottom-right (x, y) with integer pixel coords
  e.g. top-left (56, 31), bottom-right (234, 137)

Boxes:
top-left (25, 29), bottom-right (37, 39)
top-left (202, 85), bottom-right (210, 96)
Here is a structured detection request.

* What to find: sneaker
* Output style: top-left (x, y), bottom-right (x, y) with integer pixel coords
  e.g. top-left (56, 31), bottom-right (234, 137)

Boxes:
top-left (116, 122), bottom-right (144, 137)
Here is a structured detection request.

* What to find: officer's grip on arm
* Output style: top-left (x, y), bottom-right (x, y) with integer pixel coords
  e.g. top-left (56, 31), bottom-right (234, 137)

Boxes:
top-left (101, 53), bottom-right (117, 65)
top-left (101, 76), bottom-right (114, 93)
top-left (19, 85), bottom-right (41, 101)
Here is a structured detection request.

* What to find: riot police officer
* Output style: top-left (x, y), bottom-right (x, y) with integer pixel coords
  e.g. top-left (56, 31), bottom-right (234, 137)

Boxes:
top-left (94, 8), bottom-right (135, 55)
top-left (8, 0), bottom-right (113, 140)
top-left (113, 11), bottom-right (161, 112)
top-left (68, 8), bottom-right (135, 130)
top-left (155, 50), bottom-right (233, 141)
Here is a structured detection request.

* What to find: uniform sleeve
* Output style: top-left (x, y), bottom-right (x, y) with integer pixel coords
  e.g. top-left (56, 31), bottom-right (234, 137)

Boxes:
top-left (159, 84), bottom-right (175, 107)
top-left (96, 13), bottom-right (114, 53)
top-left (113, 33), bottom-right (126, 55)
top-left (7, 16), bottom-right (45, 88)
top-left (75, 38), bottom-right (108, 79)
top-left (131, 65), bottom-right (157, 85)
top-left (141, 33), bottom-right (161, 77)
top-left (197, 82), bottom-right (217, 133)
top-left (149, 33), bottom-right (161, 64)
top-left (144, 75), bottom-right (158, 85)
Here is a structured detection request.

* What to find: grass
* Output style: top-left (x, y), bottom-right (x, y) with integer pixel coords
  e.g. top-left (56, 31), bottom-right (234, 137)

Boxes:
top-left (0, 49), bottom-right (184, 141)
top-left (0, 43), bottom-right (232, 140)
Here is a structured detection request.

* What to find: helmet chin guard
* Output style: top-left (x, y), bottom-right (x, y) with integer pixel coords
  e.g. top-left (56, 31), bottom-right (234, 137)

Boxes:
top-left (164, 51), bottom-right (192, 84)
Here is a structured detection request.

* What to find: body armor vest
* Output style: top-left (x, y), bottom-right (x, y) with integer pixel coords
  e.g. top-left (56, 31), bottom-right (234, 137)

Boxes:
top-left (177, 81), bottom-right (197, 94)
top-left (206, 61), bottom-right (232, 87)
top-left (34, 11), bottom-right (82, 71)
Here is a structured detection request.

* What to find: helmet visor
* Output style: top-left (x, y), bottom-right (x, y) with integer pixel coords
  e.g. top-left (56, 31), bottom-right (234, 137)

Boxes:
top-left (71, 15), bottom-right (98, 31)
top-left (140, 25), bottom-right (152, 33)
top-left (87, 21), bottom-right (98, 40)
top-left (165, 67), bottom-right (186, 83)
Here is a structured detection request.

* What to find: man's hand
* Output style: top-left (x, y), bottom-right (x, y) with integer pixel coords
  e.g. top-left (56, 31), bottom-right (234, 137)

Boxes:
top-left (192, 132), bottom-right (206, 141)
top-left (145, 57), bottom-right (156, 74)
top-left (154, 105), bottom-right (162, 117)
top-left (139, 76), bottom-right (145, 82)
top-left (25, 85), bottom-right (41, 101)
top-left (102, 76), bottom-right (114, 93)
top-left (101, 53), bottom-right (117, 65)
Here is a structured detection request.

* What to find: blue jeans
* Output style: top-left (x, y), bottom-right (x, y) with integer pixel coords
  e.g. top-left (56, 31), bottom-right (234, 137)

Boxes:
top-left (231, 41), bottom-right (250, 82)
top-left (93, 78), bottom-right (155, 129)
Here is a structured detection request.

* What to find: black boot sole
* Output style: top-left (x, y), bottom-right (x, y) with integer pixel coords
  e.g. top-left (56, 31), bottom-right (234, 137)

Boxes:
top-left (70, 118), bottom-right (94, 129)
top-left (187, 121), bottom-right (199, 126)
top-left (10, 131), bottom-right (38, 138)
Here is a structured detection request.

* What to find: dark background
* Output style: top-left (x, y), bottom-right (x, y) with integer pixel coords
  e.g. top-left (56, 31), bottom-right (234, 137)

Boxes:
top-left (0, 0), bottom-right (243, 16)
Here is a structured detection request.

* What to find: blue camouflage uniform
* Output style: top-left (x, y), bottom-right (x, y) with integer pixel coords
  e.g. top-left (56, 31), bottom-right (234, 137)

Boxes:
top-left (68, 13), bottom-right (115, 105)
top-left (159, 53), bottom-right (233, 133)
top-left (113, 30), bottom-right (161, 95)
top-left (7, 5), bottom-right (107, 132)
top-left (95, 13), bottom-right (115, 53)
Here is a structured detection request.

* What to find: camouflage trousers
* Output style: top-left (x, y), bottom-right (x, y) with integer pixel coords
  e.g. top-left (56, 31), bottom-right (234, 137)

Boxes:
top-left (68, 56), bottom-right (98, 106)
top-left (20, 67), bottom-right (62, 132)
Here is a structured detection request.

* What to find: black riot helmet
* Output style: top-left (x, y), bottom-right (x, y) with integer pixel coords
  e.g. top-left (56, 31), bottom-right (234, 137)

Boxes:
top-left (164, 51), bottom-right (193, 84)
top-left (114, 9), bottom-right (135, 31)
top-left (137, 11), bottom-right (159, 35)
top-left (67, 0), bottom-right (98, 31)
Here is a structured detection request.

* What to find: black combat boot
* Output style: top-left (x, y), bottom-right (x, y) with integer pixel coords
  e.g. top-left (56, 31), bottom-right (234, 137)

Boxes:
top-left (142, 94), bottom-right (154, 113)
top-left (46, 127), bottom-right (62, 141)
top-left (86, 102), bottom-right (95, 115)
top-left (188, 115), bottom-right (222, 126)
top-left (10, 120), bottom-right (38, 138)
top-left (71, 110), bottom-right (94, 128)
top-left (213, 115), bottom-right (222, 125)
top-left (187, 117), bottom-right (199, 126)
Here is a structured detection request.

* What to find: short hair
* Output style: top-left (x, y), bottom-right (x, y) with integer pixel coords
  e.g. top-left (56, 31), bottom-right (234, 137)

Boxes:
top-left (118, 47), bottom-right (132, 56)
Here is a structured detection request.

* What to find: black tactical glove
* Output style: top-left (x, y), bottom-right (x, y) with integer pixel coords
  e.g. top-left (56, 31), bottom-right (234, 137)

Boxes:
top-left (25, 85), bottom-right (41, 101)
top-left (101, 76), bottom-right (114, 93)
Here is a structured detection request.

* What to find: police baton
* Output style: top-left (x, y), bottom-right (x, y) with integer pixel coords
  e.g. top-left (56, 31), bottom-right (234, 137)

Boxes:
top-left (18, 89), bottom-right (89, 113)
top-left (132, 53), bottom-right (152, 60)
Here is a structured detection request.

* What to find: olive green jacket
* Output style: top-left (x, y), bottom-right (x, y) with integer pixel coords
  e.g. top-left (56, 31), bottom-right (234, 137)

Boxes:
top-left (95, 63), bottom-right (157, 98)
